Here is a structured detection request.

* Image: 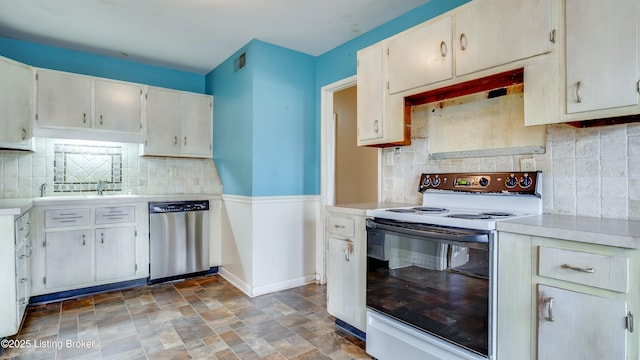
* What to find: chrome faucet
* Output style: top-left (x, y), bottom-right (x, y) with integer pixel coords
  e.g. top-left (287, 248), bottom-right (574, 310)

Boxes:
top-left (97, 180), bottom-right (105, 195)
top-left (39, 183), bottom-right (47, 197)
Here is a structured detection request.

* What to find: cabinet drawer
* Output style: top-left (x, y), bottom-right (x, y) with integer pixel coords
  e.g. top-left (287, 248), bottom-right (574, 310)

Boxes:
top-left (15, 212), bottom-right (31, 243)
top-left (327, 216), bottom-right (355, 238)
top-left (45, 208), bottom-right (91, 228)
top-left (538, 246), bottom-right (629, 293)
top-left (95, 206), bottom-right (135, 224)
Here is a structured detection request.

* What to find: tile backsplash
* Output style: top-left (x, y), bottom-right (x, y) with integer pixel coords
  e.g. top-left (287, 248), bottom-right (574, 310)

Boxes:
top-left (381, 116), bottom-right (640, 221)
top-left (53, 143), bottom-right (123, 193)
top-left (1, 138), bottom-right (222, 198)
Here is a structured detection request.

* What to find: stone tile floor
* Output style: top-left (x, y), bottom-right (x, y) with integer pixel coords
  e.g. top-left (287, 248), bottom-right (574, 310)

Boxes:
top-left (0, 275), bottom-right (372, 360)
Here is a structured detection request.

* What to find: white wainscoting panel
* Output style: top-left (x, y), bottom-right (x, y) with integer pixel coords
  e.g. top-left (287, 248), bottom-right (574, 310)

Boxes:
top-left (220, 195), bottom-right (321, 297)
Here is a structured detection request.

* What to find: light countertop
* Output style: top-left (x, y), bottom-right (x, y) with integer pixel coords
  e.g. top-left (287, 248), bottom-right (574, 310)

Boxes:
top-left (497, 214), bottom-right (640, 249)
top-left (0, 194), bottom-right (222, 217)
top-left (326, 202), bottom-right (414, 216)
top-left (0, 199), bottom-right (34, 216)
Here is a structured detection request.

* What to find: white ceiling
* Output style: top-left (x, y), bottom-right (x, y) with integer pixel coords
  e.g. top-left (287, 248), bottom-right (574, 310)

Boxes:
top-left (0, 0), bottom-right (429, 74)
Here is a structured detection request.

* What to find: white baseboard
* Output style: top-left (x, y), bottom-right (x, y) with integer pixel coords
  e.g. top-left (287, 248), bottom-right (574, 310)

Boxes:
top-left (219, 267), bottom-right (316, 298)
top-left (251, 275), bottom-right (317, 297)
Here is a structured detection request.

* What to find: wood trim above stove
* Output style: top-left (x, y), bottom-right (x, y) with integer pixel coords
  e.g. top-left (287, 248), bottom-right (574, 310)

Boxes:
top-left (404, 68), bottom-right (524, 107)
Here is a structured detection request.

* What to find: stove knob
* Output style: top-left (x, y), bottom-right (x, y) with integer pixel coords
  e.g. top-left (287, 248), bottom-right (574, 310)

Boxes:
top-left (479, 177), bottom-right (489, 187)
top-left (505, 174), bottom-right (518, 188)
top-left (431, 177), bottom-right (441, 187)
top-left (519, 175), bottom-right (533, 188)
top-left (422, 177), bottom-right (431, 187)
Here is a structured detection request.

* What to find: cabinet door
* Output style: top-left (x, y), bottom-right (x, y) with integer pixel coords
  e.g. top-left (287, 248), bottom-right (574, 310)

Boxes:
top-left (36, 70), bottom-right (92, 128)
top-left (15, 240), bottom-right (28, 324)
top-left (45, 230), bottom-right (92, 289)
top-left (180, 93), bottom-right (213, 157)
top-left (144, 87), bottom-right (181, 156)
top-left (455, 0), bottom-right (552, 76)
top-left (357, 42), bottom-right (385, 143)
top-left (0, 57), bottom-right (33, 148)
top-left (95, 79), bottom-right (143, 134)
top-left (388, 17), bottom-right (453, 94)
top-left (327, 237), bottom-right (356, 324)
top-left (565, 0), bottom-right (638, 113)
top-left (537, 285), bottom-right (627, 360)
top-left (95, 227), bottom-right (135, 281)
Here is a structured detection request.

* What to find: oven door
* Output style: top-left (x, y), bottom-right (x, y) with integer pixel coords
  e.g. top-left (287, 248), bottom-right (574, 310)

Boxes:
top-left (366, 218), bottom-right (496, 359)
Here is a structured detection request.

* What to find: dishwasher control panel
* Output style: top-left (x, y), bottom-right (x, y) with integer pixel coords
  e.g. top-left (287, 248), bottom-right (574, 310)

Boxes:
top-left (149, 200), bottom-right (209, 213)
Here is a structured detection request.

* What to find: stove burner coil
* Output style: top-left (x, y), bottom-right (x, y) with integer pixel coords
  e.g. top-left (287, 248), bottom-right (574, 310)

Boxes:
top-left (412, 207), bottom-right (448, 212)
top-left (447, 214), bottom-right (493, 220)
top-left (480, 211), bottom-right (515, 217)
top-left (386, 208), bottom-right (415, 213)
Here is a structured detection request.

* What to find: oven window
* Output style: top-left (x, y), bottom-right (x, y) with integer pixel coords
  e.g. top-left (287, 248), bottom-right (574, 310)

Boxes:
top-left (366, 228), bottom-right (490, 356)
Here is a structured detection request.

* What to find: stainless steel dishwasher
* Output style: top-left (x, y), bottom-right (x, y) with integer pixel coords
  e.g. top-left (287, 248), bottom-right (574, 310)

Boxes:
top-left (148, 200), bottom-right (209, 283)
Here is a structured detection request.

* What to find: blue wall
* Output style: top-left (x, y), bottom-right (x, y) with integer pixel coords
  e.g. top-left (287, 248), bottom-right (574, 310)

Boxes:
top-left (206, 40), bottom-right (316, 196)
top-left (0, 37), bottom-right (204, 93)
top-left (251, 41), bottom-right (316, 196)
top-left (206, 43), bottom-right (255, 196)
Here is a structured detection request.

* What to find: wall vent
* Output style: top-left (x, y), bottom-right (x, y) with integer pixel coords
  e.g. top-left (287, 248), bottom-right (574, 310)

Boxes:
top-left (234, 52), bottom-right (246, 72)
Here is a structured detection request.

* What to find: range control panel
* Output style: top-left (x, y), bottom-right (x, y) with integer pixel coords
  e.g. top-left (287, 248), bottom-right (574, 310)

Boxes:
top-left (418, 172), bottom-right (540, 195)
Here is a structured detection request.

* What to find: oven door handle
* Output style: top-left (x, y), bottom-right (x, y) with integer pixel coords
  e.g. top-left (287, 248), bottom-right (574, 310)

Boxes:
top-left (366, 219), bottom-right (489, 243)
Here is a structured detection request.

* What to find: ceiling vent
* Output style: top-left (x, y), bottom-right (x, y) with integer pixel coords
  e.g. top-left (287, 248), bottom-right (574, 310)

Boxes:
top-left (234, 52), bottom-right (246, 72)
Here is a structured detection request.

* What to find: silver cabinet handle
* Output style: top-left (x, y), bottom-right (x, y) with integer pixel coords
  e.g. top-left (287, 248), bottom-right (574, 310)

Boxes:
top-left (344, 248), bottom-right (350, 262)
top-left (21, 128), bottom-right (27, 140)
top-left (20, 278), bottom-right (28, 284)
top-left (460, 33), bottom-right (467, 51)
top-left (576, 81), bottom-right (583, 103)
top-left (174, 136), bottom-right (178, 145)
top-left (82, 234), bottom-right (86, 246)
top-left (373, 119), bottom-right (379, 133)
top-left (101, 232), bottom-right (104, 244)
top-left (440, 41), bottom-right (447, 58)
top-left (99, 115), bottom-right (104, 125)
top-left (334, 224), bottom-right (346, 229)
top-left (544, 297), bottom-right (555, 321)
top-left (26, 244), bottom-right (32, 257)
top-left (83, 113), bottom-right (87, 123)
top-left (561, 263), bottom-right (595, 273)
top-left (184, 136), bottom-right (187, 146)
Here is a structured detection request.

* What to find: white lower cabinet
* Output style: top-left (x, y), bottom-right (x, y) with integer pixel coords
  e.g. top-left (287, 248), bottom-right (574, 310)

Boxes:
top-left (44, 230), bottom-right (92, 289)
top-left (497, 232), bottom-right (638, 360)
top-left (1, 210), bottom-right (32, 338)
top-left (95, 226), bottom-right (136, 281)
top-left (327, 237), bottom-right (356, 323)
top-left (537, 284), bottom-right (627, 360)
top-left (33, 203), bottom-right (148, 296)
top-left (325, 209), bottom-right (366, 332)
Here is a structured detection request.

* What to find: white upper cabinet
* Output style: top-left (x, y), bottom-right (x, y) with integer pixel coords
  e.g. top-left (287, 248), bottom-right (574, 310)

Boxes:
top-left (36, 70), bottom-right (92, 129)
top-left (357, 42), bottom-right (385, 144)
top-left (0, 56), bottom-right (34, 150)
top-left (35, 69), bottom-right (143, 142)
top-left (454, 0), bottom-right (552, 76)
top-left (143, 86), bottom-right (213, 158)
top-left (181, 92), bottom-right (214, 157)
top-left (94, 79), bottom-right (143, 134)
top-left (387, 16), bottom-right (453, 94)
top-left (565, 0), bottom-right (639, 114)
top-left (142, 87), bottom-right (181, 157)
